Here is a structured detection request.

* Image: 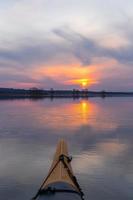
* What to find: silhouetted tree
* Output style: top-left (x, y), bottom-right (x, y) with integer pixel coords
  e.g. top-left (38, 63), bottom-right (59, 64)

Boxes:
top-left (29, 88), bottom-right (44, 97)
top-left (50, 88), bottom-right (54, 97)
top-left (101, 90), bottom-right (106, 98)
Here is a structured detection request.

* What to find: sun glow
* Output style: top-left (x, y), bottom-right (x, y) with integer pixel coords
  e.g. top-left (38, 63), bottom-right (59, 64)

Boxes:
top-left (32, 64), bottom-right (99, 89)
top-left (68, 78), bottom-right (97, 88)
top-left (81, 79), bottom-right (88, 88)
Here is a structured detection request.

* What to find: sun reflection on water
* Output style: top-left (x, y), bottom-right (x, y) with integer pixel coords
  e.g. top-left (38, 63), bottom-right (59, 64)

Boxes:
top-left (27, 99), bottom-right (118, 133)
top-left (6, 99), bottom-right (119, 134)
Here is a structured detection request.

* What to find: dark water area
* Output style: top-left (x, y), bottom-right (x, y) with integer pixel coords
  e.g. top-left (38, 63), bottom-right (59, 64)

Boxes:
top-left (0, 98), bottom-right (133, 200)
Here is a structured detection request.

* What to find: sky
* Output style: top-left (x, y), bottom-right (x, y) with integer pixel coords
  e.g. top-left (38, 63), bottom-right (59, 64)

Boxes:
top-left (0, 0), bottom-right (133, 90)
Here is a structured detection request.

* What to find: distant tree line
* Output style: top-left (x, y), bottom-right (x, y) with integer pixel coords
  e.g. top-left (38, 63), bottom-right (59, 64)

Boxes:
top-left (29, 88), bottom-right (44, 96)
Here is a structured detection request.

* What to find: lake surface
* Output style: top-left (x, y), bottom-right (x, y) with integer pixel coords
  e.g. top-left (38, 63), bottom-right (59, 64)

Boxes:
top-left (0, 97), bottom-right (133, 200)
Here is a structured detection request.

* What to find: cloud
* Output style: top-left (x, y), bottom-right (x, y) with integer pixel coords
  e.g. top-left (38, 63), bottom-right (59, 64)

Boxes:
top-left (53, 27), bottom-right (133, 65)
top-left (0, 25), bottom-right (133, 89)
top-left (0, 26), bottom-right (133, 70)
top-left (0, 73), bottom-right (36, 83)
top-left (0, 39), bottom-right (68, 67)
top-left (0, 0), bottom-right (133, 89)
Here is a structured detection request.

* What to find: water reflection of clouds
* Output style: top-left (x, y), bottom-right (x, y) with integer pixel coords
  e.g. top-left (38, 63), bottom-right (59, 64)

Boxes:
top-left (73, 140), bottom-right (128, 174)
top-left (25, 99), bottom-right (119, 132)
top-left (0, 138), bottom-right (54, 184)
top-left (0, 98), bottom-right (133, 199)
top-left (73, 153), bottom-right (104, 174)
top-left (0, 98), bottom-right (128, 136)
top-left (97, 140), bottom-right (127, 156)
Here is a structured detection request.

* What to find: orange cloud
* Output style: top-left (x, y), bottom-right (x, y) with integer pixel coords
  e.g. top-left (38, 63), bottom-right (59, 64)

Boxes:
top-left (66, 78), bottom-right (98, 88)
top-left (36, 64), bottom-right (88, 79)
top-left (29, 58), bottom-right (119, 89)
top-left (32, 63), bottom-right (99, 88)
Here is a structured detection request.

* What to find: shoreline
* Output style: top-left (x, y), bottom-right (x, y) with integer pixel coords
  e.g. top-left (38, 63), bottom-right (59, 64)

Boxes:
top-left (0, 88), bottom-right (133, 99)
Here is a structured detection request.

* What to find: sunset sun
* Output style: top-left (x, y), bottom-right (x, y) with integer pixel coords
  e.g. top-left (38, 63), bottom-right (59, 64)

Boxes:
top-left (80, 79), bottom-right (88, 88)
top-left (81, 80), bottom-right (88, 88)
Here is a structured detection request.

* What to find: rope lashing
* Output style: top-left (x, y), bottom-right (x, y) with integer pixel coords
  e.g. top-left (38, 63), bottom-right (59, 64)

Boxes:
top-left (59, 154), bottom-right (84, 200)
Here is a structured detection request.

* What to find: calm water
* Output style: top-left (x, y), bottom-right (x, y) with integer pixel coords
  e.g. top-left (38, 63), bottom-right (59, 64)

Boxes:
top-left (0, 98), bottom-right (133, 200)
